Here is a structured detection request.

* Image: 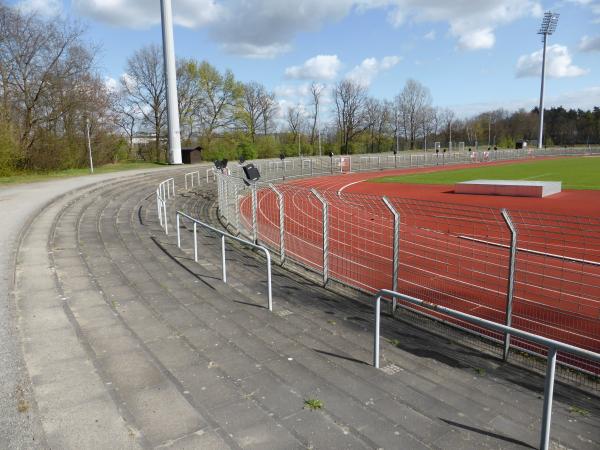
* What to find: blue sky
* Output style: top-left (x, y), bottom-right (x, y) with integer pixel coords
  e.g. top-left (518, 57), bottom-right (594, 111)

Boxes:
top-left (10, 0), bottom-right (600, 117)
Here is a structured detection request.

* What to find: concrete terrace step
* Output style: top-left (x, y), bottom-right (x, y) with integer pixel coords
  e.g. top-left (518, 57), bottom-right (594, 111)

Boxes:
top-left (11, 170), bottom-right (600, 450)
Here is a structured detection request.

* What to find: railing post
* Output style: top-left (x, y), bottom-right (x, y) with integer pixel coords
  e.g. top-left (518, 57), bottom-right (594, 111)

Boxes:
top-left (234, 183), bottom-right (240, 230)
top-left (251, 182), bottom-right (258, 244)
top-left (501, 209), bottom-right (517, 361)
top-left (156, 190), bottom-right (163, 227)
top-left (221, 235), bottom-right (227, 282)
top-left (269, 184), bottom-right (285, 263)
top-left (540, 347), bottom-right (557, 450)
top-left (193, 222), bottom-right (198, 262)
top-left (163, 199), bottom-right (168, 235)
top-left (383, 197), bottom-right (400, 313)
top-left (311, 188), bottom-right (329, 285)
top-left (265, 251), bottom-right (273, 312)
top-left (374, 295), bottom-right (381, 368)
top-left (176, 213), bottom-right (181, 248)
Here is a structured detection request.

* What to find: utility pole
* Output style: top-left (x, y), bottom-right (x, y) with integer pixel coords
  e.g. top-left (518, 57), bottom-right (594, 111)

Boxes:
top-left (86, 117), bottom-right (94, 174)
top-left (537, 12), bottom-right (559, 149)
top-left (160, 0), bottom-right (182, 164)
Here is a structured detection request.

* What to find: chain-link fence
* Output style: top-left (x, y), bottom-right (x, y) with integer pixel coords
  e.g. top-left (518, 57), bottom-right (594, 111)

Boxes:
top-left (223, 146), bottom-right (600, 181)
top-left (213, 147), bottom-right (600, 388)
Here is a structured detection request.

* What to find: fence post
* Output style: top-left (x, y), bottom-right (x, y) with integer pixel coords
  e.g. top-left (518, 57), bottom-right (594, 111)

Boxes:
top-left (233, 183), bottom-right (240, 230)
top-left (269, 184), bottom-right (285, 263)
top-left (251, 182), bottom-right (258, 244)
top-left (501, 208), bottom-right (517, 361)
top-left (193, 222), bottom-right (198, 262)
top-left (176, 213), bottom-right (181, 248)
top-left (540, 347), bottom-right (557, 450)
top-left (383, 197), bottom-right (400, 313)
top-left (163, 199), bottom-right (168, 235)
top-left (311, 188), bottom-right (329, 285)
top-left (221, 235), bottom-right (227, 282)
top-left (156, 190), bottom-right (163, 227)
top-left (373, 295), bottom-right (381, 368)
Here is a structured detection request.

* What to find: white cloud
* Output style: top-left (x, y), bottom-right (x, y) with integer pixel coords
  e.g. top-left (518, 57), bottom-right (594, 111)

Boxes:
top-left (274, 83), bottom-right (312, 99)
top-left (221, 42), bottom-right (292, 59)
top-left (457, 28), bottom-right (495, 50)
top-left (579, 35), bottom-right (600, 52)
top-left (450, 86), bottom-right (600, 117)
top-left (16, 0), bottom-right (62, 16)
top-left (72, 0), bottom-right (221, 29)
top-left (424, 30), bottom-right (436, 40)
top-left (104, 77), bottom-right (119, 93)
top-left (346, 55), bottom-right (401, 86)
top-left (72, 1), bottom-right (543, 57)
top-left (516, 44), bottom-right (588, 78)
top-left (285, 55), bottom-right (342, 80)
top-left (384, 0), bottom-right (541, 50)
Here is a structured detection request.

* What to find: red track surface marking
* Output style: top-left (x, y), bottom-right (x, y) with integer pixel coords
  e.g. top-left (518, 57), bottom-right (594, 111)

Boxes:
top-left (238, 159), bottom-right (600, 373)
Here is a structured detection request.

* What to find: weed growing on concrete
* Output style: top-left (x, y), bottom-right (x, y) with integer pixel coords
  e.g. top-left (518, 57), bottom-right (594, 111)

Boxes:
top-left (304, 398), bottom-right (324, 411)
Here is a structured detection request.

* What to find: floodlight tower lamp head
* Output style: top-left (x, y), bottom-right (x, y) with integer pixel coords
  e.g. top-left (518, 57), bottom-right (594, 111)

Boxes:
top-left (538, 12), bottom-right (559, 40)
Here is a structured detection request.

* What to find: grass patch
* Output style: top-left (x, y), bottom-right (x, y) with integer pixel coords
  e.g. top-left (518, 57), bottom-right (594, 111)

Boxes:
top-left (303, 398), bottom-right (324, 411)
top-left (0, 161), bottom-right (165, 185)
top-left (389, 338), bottom-right (401, 347)
top-left (569, 405), bottom-right (590, 416)
top-left (17, 398), bottom-right (29, 413)
top-left (371, 157), bottom-right (600, 190)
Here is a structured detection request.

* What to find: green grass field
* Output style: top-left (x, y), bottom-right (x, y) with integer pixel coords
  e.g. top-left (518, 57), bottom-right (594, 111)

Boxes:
top-left (371, 157), bottom-right (600, 190)
top-left (0, 161), bottom-right (165, 185)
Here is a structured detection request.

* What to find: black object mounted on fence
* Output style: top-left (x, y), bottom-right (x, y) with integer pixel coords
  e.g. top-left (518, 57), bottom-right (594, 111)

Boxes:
top-left (243, 163), bottom-right (261, 181)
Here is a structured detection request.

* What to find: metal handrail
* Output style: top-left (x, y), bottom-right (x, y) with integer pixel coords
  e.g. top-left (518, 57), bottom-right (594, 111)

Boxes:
top-left (176, 210), bottom-right (273, 311)
top-left (184, 171), bottom-right (200, 190)
top-left (371, 289), bottom-right (600, 450)
top-left (156, 178), bottom-right (175, 234)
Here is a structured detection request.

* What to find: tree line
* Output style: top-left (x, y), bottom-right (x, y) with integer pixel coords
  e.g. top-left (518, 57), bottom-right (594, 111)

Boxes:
top-left (1, 4), bottom-right (599, 175)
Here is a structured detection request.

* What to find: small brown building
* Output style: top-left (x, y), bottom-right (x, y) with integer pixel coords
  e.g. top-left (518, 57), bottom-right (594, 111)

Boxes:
top-left (181, 146), bottom-right (203, 164)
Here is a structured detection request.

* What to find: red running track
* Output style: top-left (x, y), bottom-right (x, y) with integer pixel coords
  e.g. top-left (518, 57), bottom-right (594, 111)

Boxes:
top-left (238, 163), bottom-right (600, 373)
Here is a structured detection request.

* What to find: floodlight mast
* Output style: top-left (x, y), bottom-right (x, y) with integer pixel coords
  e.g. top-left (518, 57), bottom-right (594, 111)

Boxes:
top-left (160, 0), bottom-right (182, 164)
top-left (537, 11), bottom-right (559, 150)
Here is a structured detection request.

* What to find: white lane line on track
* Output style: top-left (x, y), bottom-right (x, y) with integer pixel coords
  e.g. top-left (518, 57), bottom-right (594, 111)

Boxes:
top-left (337, 179), bottom-right (367, 196)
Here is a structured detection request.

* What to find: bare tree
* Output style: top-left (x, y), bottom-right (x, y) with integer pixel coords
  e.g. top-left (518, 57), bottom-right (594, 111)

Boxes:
top-left (0, 5), bottom-right (94, 160)
top-left (309, 82), bottom-right (323, 145)
top-left (420, 106), bottom-right (436, 151)
top-left (258, 89), bottom-right (278, 136)
top-left (122, 44), bottom-right (165, 161)
top-left (333, 79), bottom-right (368, 154)
top-left (112, 90), bottom-right (140, 152)
top-left (239, 82), bottom-right (264, 142)
top-left (398, 79), bottom-right (432, 150)
top-left (286, 106), bottom-right (303, 143)
top-left (440, 108), bottom-right (456, 149)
